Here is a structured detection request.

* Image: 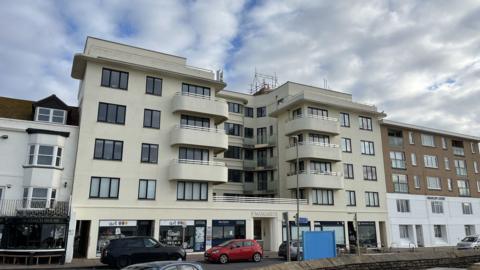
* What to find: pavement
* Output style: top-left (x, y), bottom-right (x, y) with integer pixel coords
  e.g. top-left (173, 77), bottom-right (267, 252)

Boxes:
top-left (0, 251), bottom-right (286, 270)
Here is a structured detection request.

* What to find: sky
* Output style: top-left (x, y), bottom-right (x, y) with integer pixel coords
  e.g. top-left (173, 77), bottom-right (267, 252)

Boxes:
top-left (1, 0), bottom-right (479, 135)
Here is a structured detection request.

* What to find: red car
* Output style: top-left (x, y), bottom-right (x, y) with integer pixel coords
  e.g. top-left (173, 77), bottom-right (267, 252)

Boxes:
top-left (204, 239), bottom-right (263, 264)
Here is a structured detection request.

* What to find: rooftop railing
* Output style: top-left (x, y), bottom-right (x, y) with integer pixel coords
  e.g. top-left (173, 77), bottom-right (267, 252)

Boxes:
top-left (213, 195), bottom-right (308, 205)
top-left (0, 200), bottom-right (69, 217)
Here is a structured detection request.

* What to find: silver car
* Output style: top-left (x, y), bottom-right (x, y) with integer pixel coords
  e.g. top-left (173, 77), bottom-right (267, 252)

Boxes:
top-left (456, 235), bottom-right (480, 250)
top-left (122, 261), bottom-right (203, 270)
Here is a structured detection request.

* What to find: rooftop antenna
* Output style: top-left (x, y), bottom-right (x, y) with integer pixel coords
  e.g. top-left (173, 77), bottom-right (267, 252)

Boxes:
top-left (250, 69), bottom-right (278, 94)
top-left (323, 79), bottom-right (328, 89)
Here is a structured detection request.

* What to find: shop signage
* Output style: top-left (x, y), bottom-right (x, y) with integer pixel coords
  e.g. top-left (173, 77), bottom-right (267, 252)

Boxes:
top-left (99, 220), bottom-right (137, 227)
top-left (427, 196), bottom-right (445, 200)
top-left (160, 220), bottom-right (195, 226)
top-left (251, 211), bottom-right (277, 218)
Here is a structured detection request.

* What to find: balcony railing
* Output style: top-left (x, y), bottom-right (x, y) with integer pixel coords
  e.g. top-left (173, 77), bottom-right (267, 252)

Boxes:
top-left (287, 170), bottom-right (341, 176)
top-left (176, 159), bottom-right (225, 166)
top-left (0, 200), bottom-right (69, 217)
top-left (176, 92), bottom-right (226, 103)
top-left (394, 183), bottom-right (409, 193)
top-left (177, 124), bottom-right (225, 133)
top-left (453, 147), bottom-right (465, 156)
top-left (287, 141), bottom-right (339, 149)
top-left (213, 196), bottom-right (308, 205)
top-left (389, 137), bottom-right (404, 147)
top-left (289, 113), bottom-right (338, 122)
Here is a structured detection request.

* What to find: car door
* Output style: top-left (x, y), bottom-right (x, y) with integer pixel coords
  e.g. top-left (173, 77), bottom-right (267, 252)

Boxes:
top-left (128, 238), bottom-right (147, 264)
top-left (241, 240), bottom-right (254, 260)
top-left (228, 241), bottom-right (243, 261)
top-left (143, 238), bottom-right (163, 262)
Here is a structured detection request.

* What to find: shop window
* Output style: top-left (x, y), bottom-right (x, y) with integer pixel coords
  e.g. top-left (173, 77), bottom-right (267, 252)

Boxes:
top-left (97, 220), bottom-right (152, 255)
top-left (159, 220), bottom-right (206, 252)
top-left (212, 220), bottom-right (246, 246)
top-left (314, 221), bottom-right (345, 247)
top-left (358, 222), bottom-right (377, 247)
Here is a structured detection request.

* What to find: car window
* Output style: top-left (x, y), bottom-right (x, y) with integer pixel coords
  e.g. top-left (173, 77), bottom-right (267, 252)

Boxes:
top-left (244, 241), bottom-right (253, 247)
top-left (233, 241), bottom-right (243, 248)
top-left (144, 238), bottom-right (158, 248)
top-left (126, 239), bottom-right (144, 248)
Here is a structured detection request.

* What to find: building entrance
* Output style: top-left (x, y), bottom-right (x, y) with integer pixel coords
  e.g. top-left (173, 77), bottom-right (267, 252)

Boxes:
top-left (253, 218), bottom-right (274, 251)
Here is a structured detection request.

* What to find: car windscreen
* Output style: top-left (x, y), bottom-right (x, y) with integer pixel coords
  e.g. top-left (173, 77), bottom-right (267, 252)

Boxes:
top-left (218, 240), bottom-right (234, 247)
top-left (461, 236), bottom-right (478, 242)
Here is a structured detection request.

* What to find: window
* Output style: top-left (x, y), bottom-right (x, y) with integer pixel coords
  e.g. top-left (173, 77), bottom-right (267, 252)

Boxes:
top-left (423, 155), bottom-right (438, 168)
top-left (431, 201), bottom-right (444, 214)
top-left (390, 151), bottom-right (406, 169)
top-left (358, 116), bottom-right (372, 131)
top-left (477, 180), bottom-right (480, 192)
top-left (360, 141), bottom-right (375, 155)
top-left (465, 225), bottom-right (476, 236)
top-left (27, 144), bottom-right (63, 167)
top-left (244, 171), bottom-right (254, 183)
top-left (179, 147), bottom-right (209, 161)
top-left (414, 175), bottom-right (420, 189)
top-left (448, 179), bottom-right (453, 191)
top-left (396, 200), bottom-right (410, 213)
top-left (346, 191), bottom-right (356, 206)
top-left (421, 134), bottom-right (435, 147)
top-left (308, 107), bottom-right (328, 117)
top-left (35, 107), bottom-right (66, 124)
top-left (98, 102), bottom-right (126, 124)
top-left (181, 115), bottom-right (209, 128)
top-left (310, 134), bottom-right (330, 144)
top-left (388, 129), bottom-right (403, 146)
top-left (312, 189), bottom-right (334, 205)
top-left (244, 149), bottom-right (254, 160)
top-left (101, 68), bottom-right (128, 90)
top-left (365, 192), bottom-right (379, 207)
top-left (141, 143), bottom-right (158, 163)
top-left (138, 179), bottom-right (156, 200)
top-left (244, 127), bottom-right (253, 138)
top-left (258, 171), bottom-right (268, 191)
top-left (474, 161), bottom-right (479, 174)
top-left (341, 138), bottom-right (352, 153)
top-left (340, 113), bottom-right (350, 127)
top-left (292, 108), bottom-right (302, 119)
top-left (452, 140), bottom-right (465, 156)
top-left (269, 125), bottom-right (274, 136)
top-left (228, 169), bottom-right (243, 183)
top-left (311, 161), bottom-right (332, 173)
top-left (427, 177), bottom-right (441, 190)
top-left (408, 131), bottom-right (414, 144)
top-left (176, 181), bottom-right (208, 201)
top-left (411, 153), bottom-right (417, 166)
top-left (146, 76), bottom-right (162, 96)
top-left (94, 139), bottom-right (123, 161)
top-left (393, 174), bottom-right (408, 193)
top-left (143, 109), bottom-right (161, 129)
top-left (471, 142), bottom-right (476, 154)
top-left (462, 202), bottom-right (473, 215)
top-left (244, 107), bottom-right (254, 117)
top-left (434, 225), bottom-right (443, 238)
top-left (89, 177), bottom-right (119, 199)
top-left (455, 160), bottom-right (467, 176)
top-left (228, 102), bottom-right (243, 114)
top-left (363, 166), bottom-right (377, 181)
top-left (458, 180), bottom-right (470, 197)
top-left (224, 146), bottom-right (242, 159)
top-left (256, 106), bottom-right (266, 117)
top-left (181, 83), bottom-right (211, 96)
top-left (257, 127), bottom-right (267, 144)
top-left (442, 137), bottom-right (447, 149)
top-left (344, 164), bottom-right (354, 179)
top-left (399, 225), bottom-right (409, 239)
top-left (445, 157), bottom-right (450, 170)
top-left (224, 123), bottom-right (242, 136)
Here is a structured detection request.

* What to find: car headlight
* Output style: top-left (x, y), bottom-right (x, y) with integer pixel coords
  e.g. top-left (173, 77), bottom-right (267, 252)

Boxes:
top-left (212, 250), bottom-right (220, 254)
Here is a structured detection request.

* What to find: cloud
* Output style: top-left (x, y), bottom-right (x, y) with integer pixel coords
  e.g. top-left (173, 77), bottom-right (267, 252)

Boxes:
top-left (0, 0), bottom-right (479, 135)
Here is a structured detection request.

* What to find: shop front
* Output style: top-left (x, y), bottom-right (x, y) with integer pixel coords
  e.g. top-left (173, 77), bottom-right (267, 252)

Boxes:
top-left (211, 220), bottom-right (246, 247)
top-left (159, 220), bottom-right (206, 252)
top-left (282, 220), bottom-right (311, 241)
top-left (96, 220), bottom-right (153, 255)
top-left (358, 221), bottom-right (377, 247)
top-left (314, 221), bottom-right (345, 247)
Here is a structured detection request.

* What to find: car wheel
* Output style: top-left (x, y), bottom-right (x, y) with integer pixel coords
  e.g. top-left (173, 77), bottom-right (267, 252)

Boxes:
top-left (170, 253), bottom-right (183, 261)
top-left (253, 252), bottom-right (262, 262)
top-left (116, 256), bottom-right (131, 269)
top-left (219, 254), bottom-right (229, 264)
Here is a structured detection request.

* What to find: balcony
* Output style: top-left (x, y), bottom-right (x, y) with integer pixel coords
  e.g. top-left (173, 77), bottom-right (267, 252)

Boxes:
top-left (0, 200), bottom-right (69, 217)
top-left (286, 171), bottom-right (344, 190)
top-left (170, 125), bottom-right (228, 153)
top-left (388, 137), bottom-right (404, 147)
top-left (243, 135), bottom-right (276, 148)
top-left (285, 141), bottom-right (341, 161)
top-left (243, 157), bottom-right (277, 171)
top-left (172, 92), bottom-right (228, 124)
top-left (285, 114), bottom-right (339, 136)
top-left (213, 196), bottom-right (308, 205)
top-left (168, 159), bottom-right (228, 184)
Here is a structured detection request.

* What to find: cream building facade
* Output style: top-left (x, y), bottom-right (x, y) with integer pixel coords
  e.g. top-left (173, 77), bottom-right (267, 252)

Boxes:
top-left (68, 37), bottom-right (390, 261)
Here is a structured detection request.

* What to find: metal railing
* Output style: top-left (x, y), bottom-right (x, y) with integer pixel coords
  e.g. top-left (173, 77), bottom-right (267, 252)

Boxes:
top-left (388, 137), bottom-right (404, 147)
top-left (287, 141), bottom-right (339, 149)
top-left (0, 200), bottom-right (69, 217)
top-left (174, 159), bottom-right (225, 166)
top-left (243, 157), bottom-right (277, 169)
top-left (176, 92), bottom-right (226, 103)
top-left (176, 124), bottom-right (225, 133)
top-left (213, 195), bottom-right (308, 205)
top-left (287, 170), bottom-right (341, 176)
top-left (288, 113), bottom-right (338, 122)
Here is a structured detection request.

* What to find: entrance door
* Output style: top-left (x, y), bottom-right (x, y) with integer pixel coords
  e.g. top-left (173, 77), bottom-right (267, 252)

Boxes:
top-left (415, 225), bottom-right (424, 247)
top-left (73, 220), bottom-right (91, 258)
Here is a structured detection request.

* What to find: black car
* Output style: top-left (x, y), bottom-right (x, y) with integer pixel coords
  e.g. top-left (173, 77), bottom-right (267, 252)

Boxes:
top-left (101, 236), bottom-right (186, 269)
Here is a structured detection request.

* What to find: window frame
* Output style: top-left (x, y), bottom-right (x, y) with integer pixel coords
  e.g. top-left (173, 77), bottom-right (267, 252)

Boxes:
top-left (244, 107), bottom-right (254, 118)
top-left (340, 112), bottom-right (350, 127)
top-left (181, 83), bottom-right (211, 96)
top-left (256, 106), bottom-right (266, 118)
top-left (423, 155), bottom-right (439, 168)
top-left (138, 179), bottom-right (157, 200)
top-left (176, 181), bottom-right (208, 201)
top-left (141, 143), bottom-right (159, 164)
top-left (346, 190), bottom-right (356, 206)
top-left (35, 107), bottom-right (67, 124)
top-left (421, 134), bottom-right (435, 147)
top-left (431, 201), bottom-right (444, 214)
top-left (365, 191), bottom-right (380, 207)
top-left (89, 177), bottom-right (120, 199)
top-left (462, 202), bottom-right (473, 215)
top-left (344, 164), bottom-right (354, 179)
top-left (426, 176), bottom-right (441, 190)
top-left (143, 109), bottom-right (161, 129)
top-left (341, 138), bottom-right (352, 153)
top-left (358, 116), bottom-right (373, 131)
top-left (228, 102), bottom-right (243, 114)
top-left (101, 68), bottom-right (129, 90)
top-left (93, 139), bottom-right (123, 161)
top-left (224, 146), bottom-right (242, 159)
top-left (27, 144), bottom-right (63, 168)
top-left (312, 189), bottom-right (334, 205)
top-left (363, 166), bottom-right (377, 181)
top-left (360, 140), bottom-right (375, 156)
top-left (396, 199), bottom-right (410, 213)
top-left (145, 76), bottom-right (163, 96)
top-left (97, 102), bottom-right (126, 125)
top-left (224, 122), bottom-right (243, 136)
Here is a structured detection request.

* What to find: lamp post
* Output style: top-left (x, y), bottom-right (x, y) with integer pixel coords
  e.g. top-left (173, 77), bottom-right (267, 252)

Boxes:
top-left (293, 135), bottom-right (300, 261)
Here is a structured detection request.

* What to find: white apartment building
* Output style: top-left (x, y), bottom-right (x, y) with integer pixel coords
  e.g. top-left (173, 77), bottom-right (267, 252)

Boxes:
top-left (68, 37), bottom-right (389, 261)
top-left (0, 95), bottom-right (78, 258)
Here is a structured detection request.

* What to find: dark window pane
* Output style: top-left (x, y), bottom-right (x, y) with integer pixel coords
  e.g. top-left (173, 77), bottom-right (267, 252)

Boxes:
top-left (103, 141), bottom-right (114, 160)
top-left (144, 110), bottom-right (151, 127)
top-left (101, 69), bottom-right (110, 86)
top-left (113, 142), bottom-right (123, 160)
top-left (150, 145), bottom-right (158, 163)
top-left (146, 77), bottom-right (154, 94)
top-left (98, 103), bottom-right (107, 122)
top-left (107, 104), bottom-right (117, 123)
top-left (141, 144), bottom-right (149, 162)
top-left (119, 72), bottom-right (128, 89)
top-left (152, 111), bottom-right (160, 128)
top-left (94, 140), bottom-right (103, 159)
top-left (116, 106), bottom-right (125, 124)
top-left (154, 78), bottom-right (162, 95)
top-left (110, 71), bottom-right (120, 88)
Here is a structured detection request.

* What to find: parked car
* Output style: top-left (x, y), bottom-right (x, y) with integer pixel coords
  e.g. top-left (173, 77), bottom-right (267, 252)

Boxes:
top-left (456, 235), bottom-right (480, 250)
top-left (122, 261), bottom-right (203, 270)
top-left (101, 236), bottom-right (186, 268)
top-left (204, 239), bottom-right (263, 264)
top-left (278, 241), bottom-right (303, 260)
